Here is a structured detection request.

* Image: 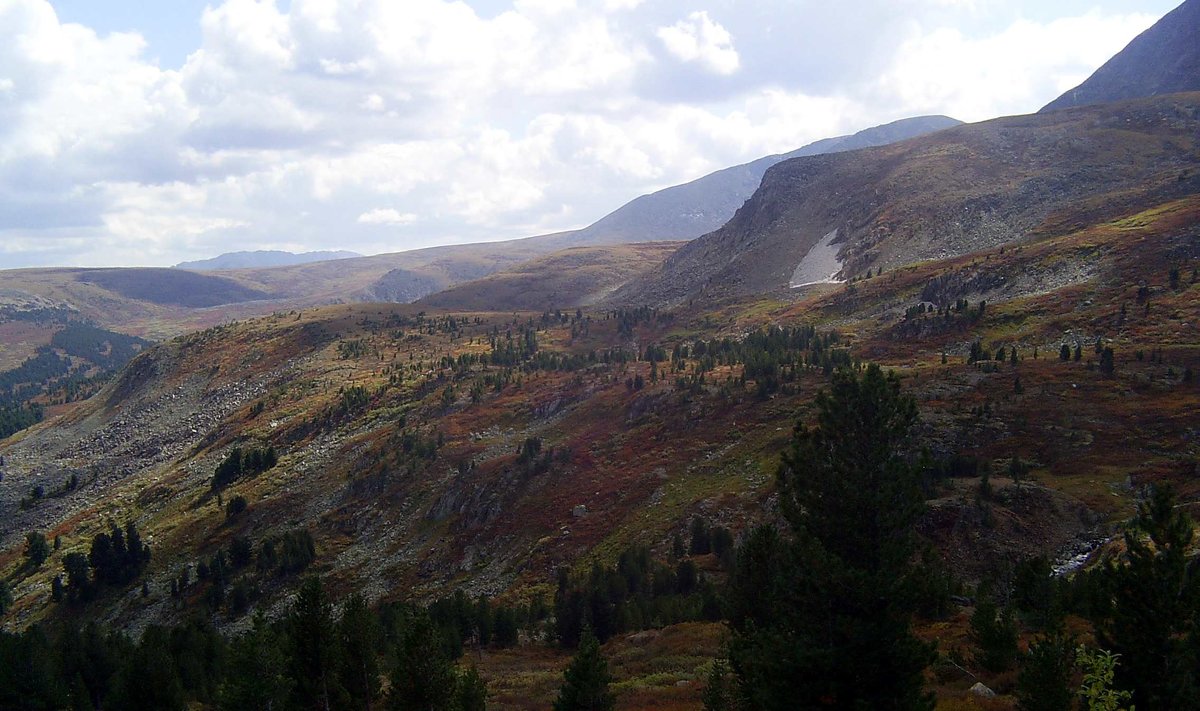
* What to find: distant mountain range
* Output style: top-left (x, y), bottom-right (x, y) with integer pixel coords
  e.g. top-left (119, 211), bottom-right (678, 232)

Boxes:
top-left (531, 115), bottom-right (962, 248)
top-left (174, 250), bottom-right (361, 271)
top-left (1042, 0), bottom-right (1200, 112)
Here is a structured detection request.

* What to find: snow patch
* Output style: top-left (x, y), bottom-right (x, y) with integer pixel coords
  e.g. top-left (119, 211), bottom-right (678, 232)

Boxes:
top-left (790, 229), bottom-right (844, 288)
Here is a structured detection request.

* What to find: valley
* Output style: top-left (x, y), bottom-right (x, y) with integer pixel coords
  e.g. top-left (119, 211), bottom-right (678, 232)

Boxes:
top-left (2, 2), bottom-right (1200, 707)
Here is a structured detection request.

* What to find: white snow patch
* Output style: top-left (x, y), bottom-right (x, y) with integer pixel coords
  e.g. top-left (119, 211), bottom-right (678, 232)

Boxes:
top-left (790, 229), bottom-right (844, 288)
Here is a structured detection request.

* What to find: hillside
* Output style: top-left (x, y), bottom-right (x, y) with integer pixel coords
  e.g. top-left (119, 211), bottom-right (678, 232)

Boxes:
top-left (538, 115), bottom-right (961, 248)
top-left (3, 188), bottom-right (1197, 605)
top-left (1042, 0), bottom-right (1200, 112)
top-left (616, 93), bottom-right (1200, 308)
top-left (174, 250), bottom-right (361, 271)
top-left (0, 116), bottom-right (957, 357)
top-left (0, 175), bottom-right (1198, 709)
top-left (416, 243), bottom-right (683, 312)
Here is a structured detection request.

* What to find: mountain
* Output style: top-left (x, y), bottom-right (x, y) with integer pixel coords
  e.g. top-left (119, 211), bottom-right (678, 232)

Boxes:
top-left (535, 115), bottom-right (961, 248)
top-left (174, 249), bottom-right (361, 271)
top-left (1042, 0), bottom-right (1200, 112)
top-left (616, 94), bottom-right (1200, 308)
top-left (0, 116), bottom-right (959, 349)
top-left (4, 85), bottom-right (1200, 709)
top-left (415, 242), bottom-right (683, 312)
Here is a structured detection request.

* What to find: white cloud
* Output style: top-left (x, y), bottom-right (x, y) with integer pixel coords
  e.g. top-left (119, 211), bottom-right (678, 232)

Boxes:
top-left (358, 208), bottom-right (419, 225)
top-left (656, 11), bottom-right (740, 75)
top-left (874, 10), bottom-right (1159, 122)
top-left (0, 0), bottom-right (1178, 268)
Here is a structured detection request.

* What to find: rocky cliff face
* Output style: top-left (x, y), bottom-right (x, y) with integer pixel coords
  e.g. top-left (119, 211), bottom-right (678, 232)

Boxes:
top-left (1043, 0), bottom-right (1200, 112)
top-left (614, 94), bottom-right (1200, 308)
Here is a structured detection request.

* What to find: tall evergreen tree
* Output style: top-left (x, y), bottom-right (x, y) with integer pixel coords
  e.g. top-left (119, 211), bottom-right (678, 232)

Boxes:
top-left (0, 581), bottom-right (11, 618)
top-left (106, 626), bottom-right (186, 711)
top-left (455, 666), bottom-right (487, 711)
top-left (338, 593), bottom-right (381, 711)
top-left (289, 577), bottom-right (345, 711)
top-left (1016, 624), bottom-right (1075, 711)
top-left (727, 364), bottom-right (935, 710)
top-left (553, 628), bottom-right (615, 711)
top-left (970, 594), bottom-right (1019, 673)
top-left (219, 612), bottom-right (292, 711)
top-left (1099, 484), bottom-right (1200, 709)
top-left (388, 609), bottom-right (457, 711)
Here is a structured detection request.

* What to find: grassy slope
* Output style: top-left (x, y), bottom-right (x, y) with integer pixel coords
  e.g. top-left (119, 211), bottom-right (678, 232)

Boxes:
top-left (0, 137), bottom-right (1198, 711)
top-left (417, 242), bottom-right (684, 312)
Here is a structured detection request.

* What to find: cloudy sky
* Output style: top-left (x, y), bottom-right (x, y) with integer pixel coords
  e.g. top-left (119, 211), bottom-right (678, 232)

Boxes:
top-left (0, 0), bottom-right (1176, 268)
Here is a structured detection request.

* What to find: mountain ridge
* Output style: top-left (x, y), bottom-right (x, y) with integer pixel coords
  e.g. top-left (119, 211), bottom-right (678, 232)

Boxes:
top-left (1042, 0), bottom-right (1200, 112)
top-left (174, 250), bottom-right (362, 271)
top-left (615, 94), bottom-right (1200, 308)
top-left (530, 115), bottom-right (962, 248)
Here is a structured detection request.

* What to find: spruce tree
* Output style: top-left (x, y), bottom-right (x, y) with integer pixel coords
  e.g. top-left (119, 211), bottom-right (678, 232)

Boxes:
top-left (1099, 484), bottom-right (1200, 709)
top-left (338, 593), bottom-right (381, 711)
top-left (288, 577), bottom-right (345, 711)
top-left (727, 364), bottom-right (934, 710)
top-left (455, 666), bottom-right (487, 711)
top-left (219, 613), bottom-right (292, 710)
top-left (0, 581), bottom-right (11, 617)
top-left (702, 657), bottom-right (737, 711)
top-left (24, 531), bottom-right (50, 569)
top-left (970, 595), bottom-right (1019, 672)
top-left (388, 610), bottom-right (456, 711)
top-left (1016, 625), bottom-right (1075, 711)
top-left (553, 628), bottom-right (615, 711)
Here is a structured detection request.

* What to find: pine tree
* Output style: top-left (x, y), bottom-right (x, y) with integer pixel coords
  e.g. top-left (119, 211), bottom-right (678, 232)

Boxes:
top-left (553, 628), bottom-right (615, 711)
top-left (388, 610), bottom-right (456, 711)
top-left (24, 531), bottom-right (50, 568)
top-left (0, 580), bottom-right (11, 617)
top-left (338, 593), bottom-right (381, 711)
top-left (702, 657), bottom-right (737, 711)
top-left (1016, 625), bottom-right (1075, 711)
top-left (1099, 347), bottom-right (1115, 376)
top-left (455, 666), bottom-right (487, 711)
top-left (289, 577), bottom-right (344, 711)
top-left (219, 613), bottom-right (293, 710)
top-left (106, 626), bottom-right (186, 711)
top-left (971, 595), bottom-right (1019, 672)
top-left (727, 364), bottom-right (935, 710)
top-left (1099, 484), bottom-right (1200, 709)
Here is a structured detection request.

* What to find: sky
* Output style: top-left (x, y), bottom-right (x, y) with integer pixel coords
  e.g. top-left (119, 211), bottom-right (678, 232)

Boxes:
top-left (0, 0), bottom-right (1178, 269)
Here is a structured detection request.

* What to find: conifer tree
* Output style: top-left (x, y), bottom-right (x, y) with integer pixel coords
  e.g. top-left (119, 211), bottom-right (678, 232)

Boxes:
top-left (289, 577), bottom-right (345, 711)
top-left (455, 666), bottom-right (487, 711)
top-left (339, 593), bottom-right (381, 711)
top-left (24, 531), bottom-right (50, 568)
top-left (1016, 625), bottom-right (1075, 711)
top-left (219, 613), bottom-right (293, 711)
top-left (702, 657), bottom-right (737, 711)
top-left (553, 628), bottom-right (615, 711)
top-left (727, 364), bottom-right (934, 710)
top-left (388, 610), bottom-right (456, 711)
top-left (1099, 484), bottom-right (1200, 709)
top-left (971, 595), bottom-right (1019, 672)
